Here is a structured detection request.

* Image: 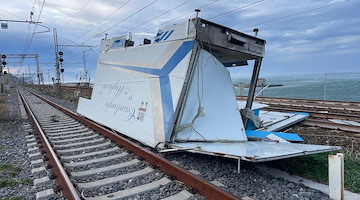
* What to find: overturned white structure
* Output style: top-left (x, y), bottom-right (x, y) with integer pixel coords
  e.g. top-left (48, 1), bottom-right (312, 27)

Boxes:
top-left (77, 18), bottom-right (340, 162)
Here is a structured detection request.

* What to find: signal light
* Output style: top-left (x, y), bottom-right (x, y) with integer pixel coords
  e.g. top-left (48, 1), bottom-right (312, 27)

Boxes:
top-left (59, 51), bottom-right (63, 56)
top-left (1, 55), bottom-right (6, 59)
top-left (2, 61), bottom-right (6, 65)
top-left (59, 58), bottom-right (64, 62)
top-left (60, 68), bottom-right (64, 73)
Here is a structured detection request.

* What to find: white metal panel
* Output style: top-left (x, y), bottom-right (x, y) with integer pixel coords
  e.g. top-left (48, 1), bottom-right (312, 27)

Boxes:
top-left (258, 111), bottom-right (308, 132)
top-left (77, 39), bottom-right (195, 147)
top-left (170, 142), bottom-right (341, 162)
top-left (175, 49), bottom-right (247, 142)
top-left (78, 65), bottom-right (156, 147)
top-left (237, 101), bottom-right (269, 110)
top-left (155, 20), bottom-right (196, 43)
top-left (168, 52), bottom-right (193, 111)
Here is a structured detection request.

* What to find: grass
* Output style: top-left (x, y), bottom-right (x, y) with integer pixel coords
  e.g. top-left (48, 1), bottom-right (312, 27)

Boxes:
top-left (0, 197), bottom-right (21, 200)
top-left (0, 164), bottom-right (13, 171)
top-left (0, 164), bottom-right (24, 180)
top-left (0, 179), bottom-right (18, 187)
top-left (50, 115), bottom-right (59, 122)
top-left (269, 152), bottom-right (360, 193)
top-left (43, 89), bottom-right (76, 102)
top-left (0, 178), bottom-right (32, 188)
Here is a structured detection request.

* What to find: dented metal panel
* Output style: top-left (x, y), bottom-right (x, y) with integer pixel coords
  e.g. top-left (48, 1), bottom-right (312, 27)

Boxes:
top-left (170, 142), bottom-right (341, 162)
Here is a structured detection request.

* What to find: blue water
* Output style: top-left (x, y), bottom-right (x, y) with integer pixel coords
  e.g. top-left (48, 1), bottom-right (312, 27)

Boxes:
top-left (231, 72), bottom-right (360, 102)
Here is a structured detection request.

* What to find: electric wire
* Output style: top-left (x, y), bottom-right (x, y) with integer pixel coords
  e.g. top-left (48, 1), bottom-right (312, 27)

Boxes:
top-left (0, 8), bottom-right (28, 20)
top-left (80, 0), bottom-right (159, 44)
top-left (22, 0), bottom-right (46, 63)
top-left (208, 0), bottom-right (265, 20)
top-left (73, 0), bottom-right (132, 42)
top-left (141, 0), bottom-right (219, 33)
top-left (118, 0), bottom-right (191, 36)
top-left (58, 0), bottom-right (93, 32)
top-left (239, 0), bottom-right (350, 30)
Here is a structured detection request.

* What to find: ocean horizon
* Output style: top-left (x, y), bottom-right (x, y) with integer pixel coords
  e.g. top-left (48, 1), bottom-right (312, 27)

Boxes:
top-left (231, 71), bottom-right (360, 102)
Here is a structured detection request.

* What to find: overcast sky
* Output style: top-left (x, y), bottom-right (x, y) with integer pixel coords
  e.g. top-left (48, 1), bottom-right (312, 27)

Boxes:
top-left (0, 0), bottom-right (359, 83)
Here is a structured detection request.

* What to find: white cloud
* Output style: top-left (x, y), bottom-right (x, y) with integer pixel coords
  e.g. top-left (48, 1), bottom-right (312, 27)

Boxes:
top-left (1, 0), bottom-right (359, 78)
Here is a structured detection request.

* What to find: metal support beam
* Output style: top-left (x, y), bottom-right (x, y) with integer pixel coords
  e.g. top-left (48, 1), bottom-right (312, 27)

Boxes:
top-left (242, 58), bottom-right (262, 128)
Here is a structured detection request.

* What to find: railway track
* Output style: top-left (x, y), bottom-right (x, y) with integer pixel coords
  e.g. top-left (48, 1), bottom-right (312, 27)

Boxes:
top-left (19, 88), bottom-right (239, 200)
top-left (237, 96), bottom-right (360, 134)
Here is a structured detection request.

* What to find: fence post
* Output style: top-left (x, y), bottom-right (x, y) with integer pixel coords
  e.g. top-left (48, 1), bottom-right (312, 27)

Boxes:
top-left (328, 153), bottom-right (344, 200)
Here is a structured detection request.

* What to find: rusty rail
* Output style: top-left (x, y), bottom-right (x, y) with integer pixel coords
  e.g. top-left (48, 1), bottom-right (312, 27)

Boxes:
top-left (19, 90), bottom-right (81, 200)
top-left (301, 118), bottom-right (360, 133)
top-left (26, 88), bottom-right (240, 200)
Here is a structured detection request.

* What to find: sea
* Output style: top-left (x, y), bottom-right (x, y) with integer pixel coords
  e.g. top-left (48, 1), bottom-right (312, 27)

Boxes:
top-left (231, 72), bottom-right (360, 102)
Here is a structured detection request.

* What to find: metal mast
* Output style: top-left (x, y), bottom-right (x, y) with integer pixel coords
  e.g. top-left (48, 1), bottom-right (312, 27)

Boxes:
top-left (53, 28), bottom-right (61, 93)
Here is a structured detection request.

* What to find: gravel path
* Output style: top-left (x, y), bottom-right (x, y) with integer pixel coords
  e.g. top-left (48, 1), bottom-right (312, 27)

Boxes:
top-left (0, 88), bottom-right (36, 199)
top-left (1, 87), bottom-right (332, 199)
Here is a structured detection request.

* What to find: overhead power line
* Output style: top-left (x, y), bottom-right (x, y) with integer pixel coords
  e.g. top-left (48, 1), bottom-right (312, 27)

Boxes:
top-left (74, 0), bottom-right (132, 42)
top-left (119, 0), bottom-right (191, 36)
top-left (141, 0), bottom-right (222, 33)
top-left (208, 0), bottom-right (265, 20)
top-left (22, 0), bottom-right (46, 61)
top-left (239, 0), bottom-right (350, 30)
top-left (81, 0), bottom-right (159, 44)
top-left (58, 0), bottom-right (93, 32)
top-left (0, 8), bottom-right (28, 20)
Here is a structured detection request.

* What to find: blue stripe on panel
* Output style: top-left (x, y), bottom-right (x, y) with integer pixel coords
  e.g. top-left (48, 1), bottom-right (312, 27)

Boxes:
top-left (159, 31), bottom-right (169, 41)
top-left (163, 30), bottom-right (174, 41)
top-left (101, 40), bottom-right (194, 77)
top-left (100, 40), bottom-right (195, 139)
top-left (159, 75), bottom-right (174, 139)
top-left (159, 40), bottom-right (194, 76)
top-left (157, 40), bottom-right (194, 139)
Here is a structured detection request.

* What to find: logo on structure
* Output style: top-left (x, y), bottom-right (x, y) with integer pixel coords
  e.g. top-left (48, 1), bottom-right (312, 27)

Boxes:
top-left (155, 30), bottom-right (174, 42)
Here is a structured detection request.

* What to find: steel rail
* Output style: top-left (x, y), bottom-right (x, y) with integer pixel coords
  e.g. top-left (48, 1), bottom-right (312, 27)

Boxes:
top-left (265, 107), bottom-right (360, 121)
top-left (251, 96), bottom-right (360, 106)
top-left (19, 90), bottom-right (81, 200)
top-left (301, 118), bottom-right (360, 133)
top-left (27, 89), bottom-right (240, 200)
top-left (237, 96), bottom-right (360, 110)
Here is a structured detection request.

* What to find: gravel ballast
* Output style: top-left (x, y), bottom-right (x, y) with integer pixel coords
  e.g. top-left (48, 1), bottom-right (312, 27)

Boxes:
top-left (0, 88), bottom-right (36, 199)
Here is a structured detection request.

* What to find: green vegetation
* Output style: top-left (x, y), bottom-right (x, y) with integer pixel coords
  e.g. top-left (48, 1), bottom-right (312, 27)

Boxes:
top-left (0, 177), bottom-right (32, 188)
top-left (42, 89), bottom-right (77, 102)
top-left (0, 197), bottom-right (21, 200)
top-left (269, 152), bottom-right (360, 193)
top-left (0, 164), bottom-right (21, 176)
top-left (0, 164), bottom-right (13, 171)
top-left (0, 179), bottom-right (18, 187)
top-left (19, 179), bottom-right (32, 185)
top-left (50, 115), bottom-right (59, 122)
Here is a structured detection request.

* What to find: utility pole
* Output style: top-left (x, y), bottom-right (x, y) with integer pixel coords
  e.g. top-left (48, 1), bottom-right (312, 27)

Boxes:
top-left (53, 28), bottom-right (61, 93)
top-left (82, 51), bottom-right (87, 83)
top-left (36, 54), bottom-right (41, 86)
top-left (324, 71), bottom-right (327, 100)
top-left (82, 49), bottom-right (92, 84)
